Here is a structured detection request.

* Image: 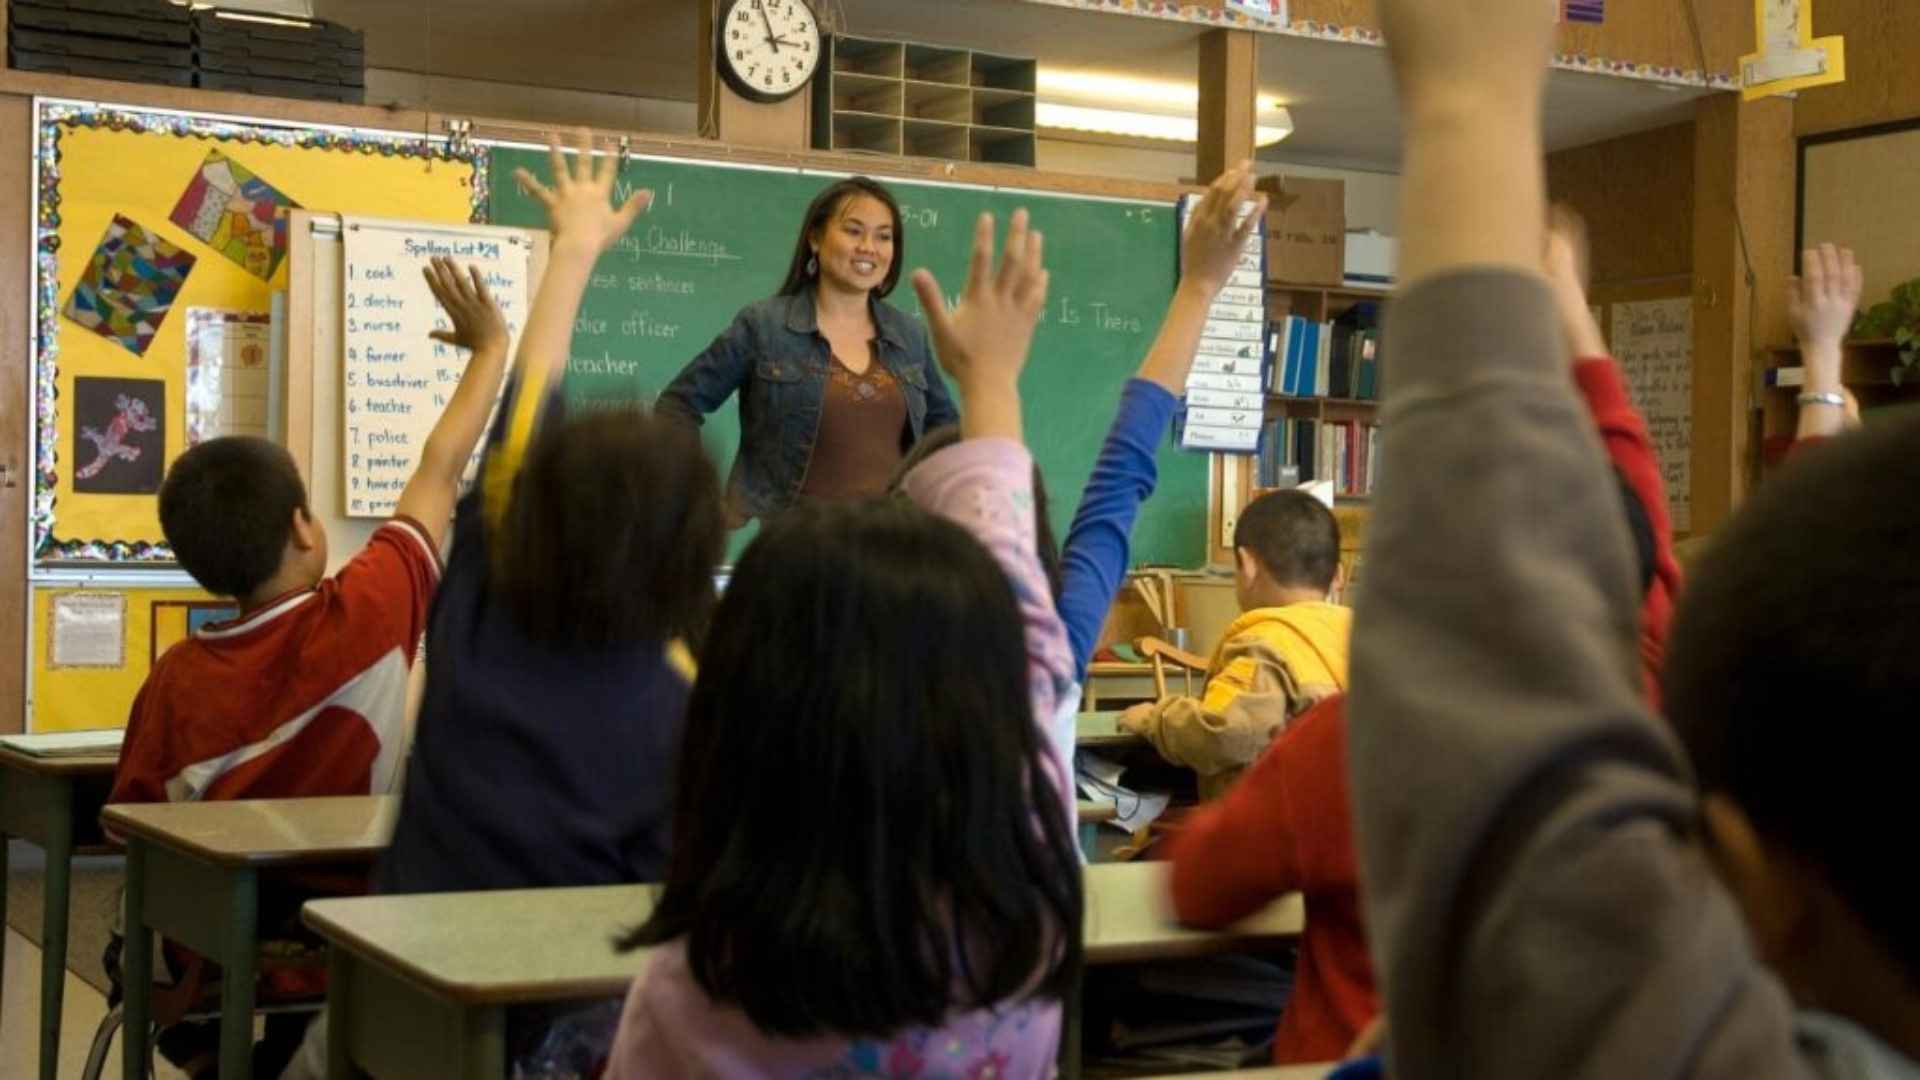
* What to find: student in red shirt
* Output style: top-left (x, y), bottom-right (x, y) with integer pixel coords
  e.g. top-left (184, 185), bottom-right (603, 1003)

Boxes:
top-left (107, 254), bottom-right (511, 1077)
top-left (1165, 206), bottom-right (1681, 1066)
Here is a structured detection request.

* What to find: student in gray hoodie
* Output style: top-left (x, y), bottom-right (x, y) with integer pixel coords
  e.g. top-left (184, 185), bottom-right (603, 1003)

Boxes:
top-left (1349, 2), bottom-right (1920, 1077)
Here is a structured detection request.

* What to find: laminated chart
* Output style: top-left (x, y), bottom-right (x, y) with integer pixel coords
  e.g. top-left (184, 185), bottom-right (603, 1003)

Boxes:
top-left (338, 217), bottom-right (533, 518)
top-left (1177, 193), bottom-right (1268, 453)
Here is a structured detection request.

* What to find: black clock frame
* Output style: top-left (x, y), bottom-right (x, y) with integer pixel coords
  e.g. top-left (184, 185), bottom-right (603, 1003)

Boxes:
top-left (715, 0), bottom-right (822, 104)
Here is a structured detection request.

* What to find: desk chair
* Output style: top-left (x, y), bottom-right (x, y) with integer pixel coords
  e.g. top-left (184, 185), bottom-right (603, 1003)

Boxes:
top-left (81, 940), bottom-right (327, 1080)
top-left (1135, 635), bottom-right (1209, 699)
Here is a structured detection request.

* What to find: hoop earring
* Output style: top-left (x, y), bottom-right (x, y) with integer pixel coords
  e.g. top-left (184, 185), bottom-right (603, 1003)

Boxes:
top-left (807, 254), bottom-right (818, 276)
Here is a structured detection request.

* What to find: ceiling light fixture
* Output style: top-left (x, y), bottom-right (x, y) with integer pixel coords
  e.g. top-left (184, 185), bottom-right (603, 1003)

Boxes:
top-left (1035, 68), bottom-right (1294, 146)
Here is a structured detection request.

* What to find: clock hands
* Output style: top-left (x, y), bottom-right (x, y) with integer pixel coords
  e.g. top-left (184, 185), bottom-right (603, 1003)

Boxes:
top-left (759, 3), bottom-right (781, 53)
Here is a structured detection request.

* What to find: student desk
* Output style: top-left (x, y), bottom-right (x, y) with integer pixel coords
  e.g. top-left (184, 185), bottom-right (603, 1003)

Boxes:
top-left (102, 795), bottom-right (396, 1080)
top-left (1084, 661), bottom-right (1158, 710)
top-left (0, 746), bottom-right (119, 1080)
top-left (1138, 1068), bottom-right (1334, 1079)
top-left (303, 862), bottom-right (1301, 1079)
top-left (1076, 709), bottom-right (1148, 752)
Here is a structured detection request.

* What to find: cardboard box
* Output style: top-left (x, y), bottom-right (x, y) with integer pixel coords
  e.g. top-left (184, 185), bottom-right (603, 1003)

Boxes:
top-left (1258, 174), bottom-right (1346, 286)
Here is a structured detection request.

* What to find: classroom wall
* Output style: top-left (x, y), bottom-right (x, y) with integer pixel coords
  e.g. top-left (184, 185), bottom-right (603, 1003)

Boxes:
top-left (1796, 0), bottom-right (1920, 136)
top-left (1546, 122), bottom-right (1695, 285)
top-left (1037, 137), bottom-right (1400, 232)
top-left (363, 70), bottom-right (698, 135)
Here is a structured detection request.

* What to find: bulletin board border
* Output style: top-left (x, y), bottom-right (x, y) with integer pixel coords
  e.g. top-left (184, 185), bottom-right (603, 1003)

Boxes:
top-left (28, 97), bottom-right (492, 568)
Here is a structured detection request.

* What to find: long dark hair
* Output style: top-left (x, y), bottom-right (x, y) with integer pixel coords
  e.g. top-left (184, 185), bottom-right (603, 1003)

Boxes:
top-left (620, 498), bottom-right (1083, 1038)
top-left (776, 176), bottom-right (905, 299)
top-left (493, 408), bottom-right (723, 651)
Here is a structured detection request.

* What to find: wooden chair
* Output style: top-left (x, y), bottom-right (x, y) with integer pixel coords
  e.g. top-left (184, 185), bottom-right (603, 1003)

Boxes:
top-left (1134, 635), bottom-right (1209, 699)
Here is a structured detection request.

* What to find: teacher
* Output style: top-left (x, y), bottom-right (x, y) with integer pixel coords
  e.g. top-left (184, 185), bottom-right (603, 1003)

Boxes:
top-left (657, 177), bottom-right (959, 525)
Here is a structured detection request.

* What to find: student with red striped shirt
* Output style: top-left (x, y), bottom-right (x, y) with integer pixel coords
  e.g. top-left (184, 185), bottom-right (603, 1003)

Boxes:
top-left (106, 255), bottom-right (510, 1078)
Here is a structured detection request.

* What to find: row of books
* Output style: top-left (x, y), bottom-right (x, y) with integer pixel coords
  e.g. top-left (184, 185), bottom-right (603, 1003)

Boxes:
top-left (1268, 314), bottom-right (1382, 400)
top-left (1256, 416), bottom-right (1381, 497)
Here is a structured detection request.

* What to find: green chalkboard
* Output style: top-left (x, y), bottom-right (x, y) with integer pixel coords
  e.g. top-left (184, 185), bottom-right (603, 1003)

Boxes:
top-left (487, 148), bottom-right (1205, 566)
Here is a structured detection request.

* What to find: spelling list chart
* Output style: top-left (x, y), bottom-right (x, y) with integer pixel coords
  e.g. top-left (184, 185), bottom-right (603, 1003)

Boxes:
top-left (339, 217), bottom-right (531, 518)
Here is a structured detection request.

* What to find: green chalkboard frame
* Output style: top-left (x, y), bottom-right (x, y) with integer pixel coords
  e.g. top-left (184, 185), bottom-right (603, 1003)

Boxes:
top-left (483, 142), bottom-right (1208, 567)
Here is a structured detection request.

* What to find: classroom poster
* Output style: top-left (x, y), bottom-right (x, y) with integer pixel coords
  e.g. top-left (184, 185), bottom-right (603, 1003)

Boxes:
top-left (33, 101), bottom-right (484, 563)
top-left (184, 309), bottom-right (272, 446)
top-left (337, 217), bottom-right (532, 518)
top-left (71, 377), bottom-right (165, 495)
top-left (1611, 297), bottom-right (1693, 533)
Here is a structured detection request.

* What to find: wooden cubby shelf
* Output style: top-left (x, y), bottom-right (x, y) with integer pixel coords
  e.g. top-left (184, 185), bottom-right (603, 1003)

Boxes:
top-left (815, 35), bottom-right (1036, 168)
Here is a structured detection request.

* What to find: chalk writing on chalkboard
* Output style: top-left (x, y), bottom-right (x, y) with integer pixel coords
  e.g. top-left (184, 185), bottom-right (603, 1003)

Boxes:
top-left (338, 217), bottom-right (534, 519)
top-left (1611, 297), bottom-right (1693, 532)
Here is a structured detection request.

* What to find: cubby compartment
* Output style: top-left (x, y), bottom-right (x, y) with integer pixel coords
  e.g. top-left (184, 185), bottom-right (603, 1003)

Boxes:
top-left (904, 119), bottom-right (969, 162)
top-left (832, 72), bottom-right (902, 117)
top-left (971, 126), bottom-right (1037, 167)
top-left (904, 43), bottom-right (970, 86)
top-left (830, 36), bottom-right (902, 78)
top-left (972, 51), bottom-right (1036, 92)
top-left (814, 36), bottom-right (1036, 167)
top-left (904, 80), bottom-right (972, 124)
top-left (972, 87), bottom-right (1034, 130)
top-left (830, 112), bottom-right (902, 155)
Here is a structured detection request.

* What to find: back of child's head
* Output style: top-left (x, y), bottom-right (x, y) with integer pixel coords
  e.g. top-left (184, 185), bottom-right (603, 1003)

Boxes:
top-left (494, 407), bottom-right (722, 651)
top-left (159, 436), bottom-right (309, 599)
top-left (1234, 489), bottom-right (1340, 593)
top-left (890, 423), bottom-right (1062, 597)
top-left (624, 496), bottom-right (1082, 1038)
top-left (1664, 408), bottom-right (1920, 988)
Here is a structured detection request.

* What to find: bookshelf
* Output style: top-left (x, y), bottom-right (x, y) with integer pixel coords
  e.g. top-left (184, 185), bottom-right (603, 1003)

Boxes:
top-left (812, 36), bottom-right (1037, 167)
top-left (1758, 340), bottom-right (1913, 472)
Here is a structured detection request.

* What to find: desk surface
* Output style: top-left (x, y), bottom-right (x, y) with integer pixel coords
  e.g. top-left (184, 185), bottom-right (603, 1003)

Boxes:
top-left (101, 794), bottom-right (396, 866)
top-left (1076, 710), bottom-right (1147, 750)
top-left (306, 861), bottom-right (1300, 1006)
top-left (1138, 1068), bottom-right (1332, 1079)
top-left (1082, 861), bottom-right (1300, 963)
top-left (0, 746), bottom-right (120, 777)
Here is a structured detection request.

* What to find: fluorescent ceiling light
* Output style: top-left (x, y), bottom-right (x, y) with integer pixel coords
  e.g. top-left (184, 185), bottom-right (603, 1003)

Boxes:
top-left (1036, 102), bottom-right (1293, 147)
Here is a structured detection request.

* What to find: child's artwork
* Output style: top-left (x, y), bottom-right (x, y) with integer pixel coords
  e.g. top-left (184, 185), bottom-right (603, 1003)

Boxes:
top-left (64, 215), bottom-right (196, 358)
top-left (169, 149), bottom-right (298, 280)
top-left (184, 308), bottom-right (273, 446)
top-left (72, 377), bottom-right (165, 495)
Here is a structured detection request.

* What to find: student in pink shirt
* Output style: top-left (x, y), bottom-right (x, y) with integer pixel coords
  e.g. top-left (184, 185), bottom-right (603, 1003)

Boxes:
top-left (606, 209), bottom-right (1081, 1077)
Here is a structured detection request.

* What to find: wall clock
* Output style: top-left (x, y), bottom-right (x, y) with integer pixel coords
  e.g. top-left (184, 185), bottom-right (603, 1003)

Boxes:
top-left (717, 0), bottom-right (823, 104)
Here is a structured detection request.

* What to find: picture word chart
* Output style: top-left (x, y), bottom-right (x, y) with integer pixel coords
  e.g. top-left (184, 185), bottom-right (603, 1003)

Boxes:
top-left (1177, 193), bottom-right (1268, 453)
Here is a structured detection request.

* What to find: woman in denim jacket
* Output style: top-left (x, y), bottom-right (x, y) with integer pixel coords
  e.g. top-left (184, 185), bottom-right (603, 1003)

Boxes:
top-left (658, 177), bottom-right (960, 525)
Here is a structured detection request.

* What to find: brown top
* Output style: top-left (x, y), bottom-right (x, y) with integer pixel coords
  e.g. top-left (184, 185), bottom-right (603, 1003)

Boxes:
top-left (0, 745), bottom-right (120, 777)
top-left (798, 353), bottom-right (908, 500)
top-left (101, 794), bottom-right (395, 866)
top-left (305, 864), bottom-right (1299, 1009)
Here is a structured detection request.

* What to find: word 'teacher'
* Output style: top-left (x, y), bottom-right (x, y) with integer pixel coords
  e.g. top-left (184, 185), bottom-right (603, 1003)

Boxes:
top-left (339, 217), bottom-right (534, 518)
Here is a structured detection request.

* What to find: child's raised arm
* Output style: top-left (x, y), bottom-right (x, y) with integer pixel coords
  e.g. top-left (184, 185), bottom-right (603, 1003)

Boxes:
top-left (393, 257), bottom-right (511, 549)
top-left (903, 210), bottom-right (1076, 785)
top-left (1789, 243), bottom-right (1863, 441)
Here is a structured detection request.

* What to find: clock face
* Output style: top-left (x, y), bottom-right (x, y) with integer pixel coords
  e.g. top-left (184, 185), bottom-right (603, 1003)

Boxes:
top-left (719, 0), bottom-right (822, 103)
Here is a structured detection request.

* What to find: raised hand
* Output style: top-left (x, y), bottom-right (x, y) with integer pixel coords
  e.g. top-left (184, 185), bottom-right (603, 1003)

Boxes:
top-left (513, 128), bottom-right (653, 257)
top-left (424, 256), bottom-right (509, 356)
top-left (1378, 0), bottom-right (1557, 118)
top-left (1181, 161), bottom-right (1265, 299)
top-left (1788, 243), bottom-right (1863, 360)
top-left (911, 209), bottom-right (1050, 415)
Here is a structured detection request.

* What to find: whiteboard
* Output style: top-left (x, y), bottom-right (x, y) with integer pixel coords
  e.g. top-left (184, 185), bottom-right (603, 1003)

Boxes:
top-left (338, 216), bottom-right (535, 518)
top-left (1800, 123), bottom-right (1920, 313)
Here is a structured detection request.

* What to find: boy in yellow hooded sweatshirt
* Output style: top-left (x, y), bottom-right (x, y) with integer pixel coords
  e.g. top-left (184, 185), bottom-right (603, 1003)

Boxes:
top-left (1120, 489), bottom-right (1350, 799)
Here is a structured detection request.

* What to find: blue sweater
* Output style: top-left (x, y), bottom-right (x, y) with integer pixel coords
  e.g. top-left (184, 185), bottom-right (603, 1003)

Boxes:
top-left (377, 375), bottom-right (686, 895)
top-left (1057, 378), bottom-right (1179, 682)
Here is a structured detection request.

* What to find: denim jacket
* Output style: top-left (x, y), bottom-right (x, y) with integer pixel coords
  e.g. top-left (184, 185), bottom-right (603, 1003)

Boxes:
top-left (656, 287), bottom-right (960, 521)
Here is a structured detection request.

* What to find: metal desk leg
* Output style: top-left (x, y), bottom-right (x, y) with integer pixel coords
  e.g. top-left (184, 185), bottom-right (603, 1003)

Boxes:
top-left (37, 779), bottom-right (73, 1080)
top-left (464, 1005), bottom-right (506, 1080)
top-left (122, 839), bottom-right (150, 1080)
top-left (326, 944), bottom-right (356, 1080)
top-left (1, 831), bottom-right (10, 1031)
top-left (218, 868), bottom-right (259, 1080)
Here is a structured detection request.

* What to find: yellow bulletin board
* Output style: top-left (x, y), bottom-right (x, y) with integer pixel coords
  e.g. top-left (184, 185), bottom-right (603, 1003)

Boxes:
top-left (30, 99), bottom-right (484, 564)
top-left (30, 583), bottom-right (226, 732)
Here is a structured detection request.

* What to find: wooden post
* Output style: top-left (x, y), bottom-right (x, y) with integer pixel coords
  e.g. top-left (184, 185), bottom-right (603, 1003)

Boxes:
top-left (1197, 29), bottom-right (1257, 183)
top-left (1197, 28), bottom-right (1258, 566)
top-left (1690, 92), bottom-right (1795, 534)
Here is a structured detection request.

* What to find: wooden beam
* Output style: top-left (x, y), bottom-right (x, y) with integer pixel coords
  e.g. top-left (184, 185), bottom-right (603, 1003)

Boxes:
top-left (1690, 92), bottom-right (1796, 535)
top-left (0, 95), bottom-right (27, 733)
top-left (1197, 28), bottom-right (1256, 183)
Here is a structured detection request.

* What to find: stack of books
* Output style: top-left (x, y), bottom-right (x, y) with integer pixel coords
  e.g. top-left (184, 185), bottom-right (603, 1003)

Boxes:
top-left (1267, 310), bottom-right (1382, 400)
top-left (1256, 416), bottom-right (1381, 497)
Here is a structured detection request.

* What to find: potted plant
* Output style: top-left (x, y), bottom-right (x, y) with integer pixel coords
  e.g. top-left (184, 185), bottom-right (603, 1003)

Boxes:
top-left (1851, 277), bottom-right (1920, 385)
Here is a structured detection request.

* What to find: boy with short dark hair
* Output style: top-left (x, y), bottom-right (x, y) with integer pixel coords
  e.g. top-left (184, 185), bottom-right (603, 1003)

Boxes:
top-left (1120, 488), bottom-right (1349, 798)
top-left (1350, 0), bottom-right (1919, 1074)
top-left (112, 256), bottom-right (510, 805)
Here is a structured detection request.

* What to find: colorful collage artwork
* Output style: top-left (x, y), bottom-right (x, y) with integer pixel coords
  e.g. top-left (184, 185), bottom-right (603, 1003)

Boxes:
top-left (64, 214), bottom-right (196, 358)
top-left (169, 149), bottom-right (298, 281)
